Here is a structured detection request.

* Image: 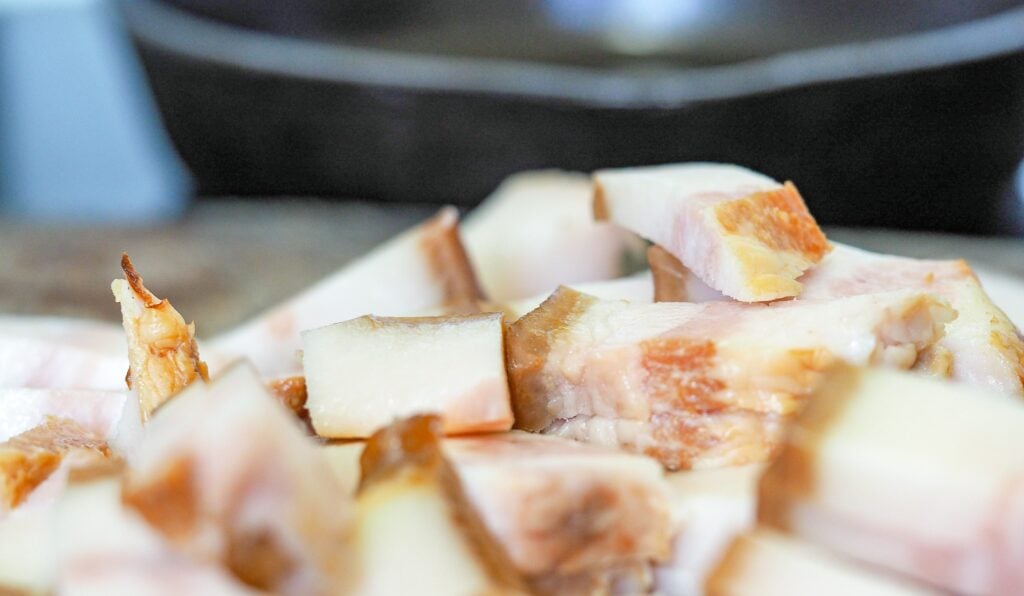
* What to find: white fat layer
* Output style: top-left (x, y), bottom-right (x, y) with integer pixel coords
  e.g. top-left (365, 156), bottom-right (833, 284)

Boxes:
top-left (0, 316), bottom-right (124, 355)
top-left (464, 170), bottom-right (639, 300)
top-left (303, 314), bottom-right (510, 438)
top-left (785, 367), bottom-right (1024, 593)
top-left (0, 388), bottom-right (125, 443)
top-left (974, 266), bottom-right (1024, 329)
top-left (109, 390), bottom-right (145, 458)
top-left (709, 530), bottom-right (939, 596)
top-left (355, 482), bottom-right (493, 596)
top-left (0, 501), bottom-right (55, 592)
top-left (0, 337), bottom-right (127, 391)
top-left (55, 478), bottom-right (257, 596)
top-left (655, 465), bottom-right (763, 596)
top-left (594, 162), bottom-right (779, 249)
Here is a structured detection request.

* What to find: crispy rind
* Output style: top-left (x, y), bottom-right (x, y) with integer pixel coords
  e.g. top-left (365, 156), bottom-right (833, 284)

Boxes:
top-left (420, 207), bottom-right (487, 307)
top-left (714, 182), bottom-right (829, 261)
top-left (505, 287), bottom-right (598, 431)
top-left (265, 376), bottom-right (311, 430)
top-left (756, 365), bottom-right (862, 530)
top-left (648, 245), bottom-right (690, 302)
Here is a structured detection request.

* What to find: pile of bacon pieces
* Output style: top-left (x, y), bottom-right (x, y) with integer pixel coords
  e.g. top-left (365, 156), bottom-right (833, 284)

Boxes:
top-left (1, 163), bottom-right (1023, 596)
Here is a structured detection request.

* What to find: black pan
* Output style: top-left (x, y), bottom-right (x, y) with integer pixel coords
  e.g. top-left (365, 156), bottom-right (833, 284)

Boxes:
top-left (123, 0), bottom-right (1024, 233)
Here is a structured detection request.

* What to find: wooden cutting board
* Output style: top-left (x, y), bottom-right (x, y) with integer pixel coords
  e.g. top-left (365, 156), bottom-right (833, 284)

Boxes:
top-left (1, 200), bottom-right (1021, 334)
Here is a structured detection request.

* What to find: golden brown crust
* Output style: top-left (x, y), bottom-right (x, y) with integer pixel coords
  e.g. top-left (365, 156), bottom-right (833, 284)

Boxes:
top-left (648, 245), bottom-right (690, 302)
top-left (225, 525), bottom-right (299, 592)
top-left (477, 300), bottom-right (520, 321)
top-left (121, 253), bottom-right (160, 307)
top-left (122, 456), bottom-right (198, 541)
top-left (3, 417), bottom-right (110, 455)
top-left (359, 415), bottom-right (529, 593)
top-left (704, 532), bottom-right (753, 596)
top-left (0, 450), bottom-right (60, 509)
top-left (265, 376), bottom-right (312, 432)
top-left (592, 179), bottom-right (610, 221)
top-left (505, 287), bottom-right (598, 431)
top-left (0, 417), bottom-right (112, 508)
top-left (757, 364), bottom-right (862, 529)
top-left (420, 207), bottom-right (487, 306)
top-left (914, 345), bottom-right (954, 378)
top-left (114, 254), bottom-right (208, 420)
top-left (991, 328), bottom-right (1024, 390)
top-left (358, 415), bottom-right (445, 493)
top-left (714, 182), bottom-right (830, 261)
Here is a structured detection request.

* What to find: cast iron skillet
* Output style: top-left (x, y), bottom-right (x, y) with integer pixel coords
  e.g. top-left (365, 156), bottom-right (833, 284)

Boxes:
top-left (124, 0), bottom-right (1024, 233)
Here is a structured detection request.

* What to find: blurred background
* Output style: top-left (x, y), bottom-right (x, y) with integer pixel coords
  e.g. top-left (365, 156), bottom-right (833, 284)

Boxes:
top-left (1, 0), bottom-right (1023, 327)
top-left (3, 0), bottom-right (1024, 232)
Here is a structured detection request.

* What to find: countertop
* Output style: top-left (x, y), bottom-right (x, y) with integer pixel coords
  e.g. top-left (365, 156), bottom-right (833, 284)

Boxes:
top-left (1, 200), bottom-right (1021, 335)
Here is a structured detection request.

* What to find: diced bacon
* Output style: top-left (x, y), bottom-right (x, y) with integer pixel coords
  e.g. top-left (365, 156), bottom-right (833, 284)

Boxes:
top-left (0, 417), bottom-right (113, 510)
top-left (323, 431), bottom-right (672, 592)
top-left (446, 432), bottom-right (671, 583)
top-left (121, 363), bottom-right (351, 594)
top-left (463, 170), bottom-right (645, 301)
top-left (594, 163), bottom-right (830, 302)
top-left (56, 476), bottom-right (259, 596)
top-left (759, 365), bottom-right (1024, 594)
top-left (208, 207), bottom-right (483, 376)
top-left (507, 286), bottom-right (953, 470)
top-left (353, 415), bottom-right (529, 595)
top-left (303, 313), bottom-right (512, 438)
